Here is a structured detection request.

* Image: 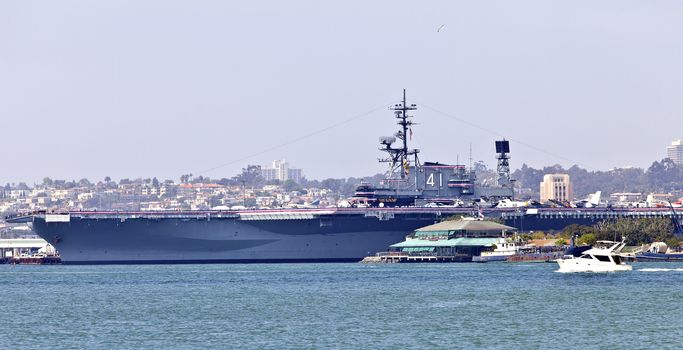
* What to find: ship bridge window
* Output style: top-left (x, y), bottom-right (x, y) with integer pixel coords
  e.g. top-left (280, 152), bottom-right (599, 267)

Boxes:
top-left (595, 255), bottom-right (611, 262)
top-left (580, 255), bottom-right (592, 259)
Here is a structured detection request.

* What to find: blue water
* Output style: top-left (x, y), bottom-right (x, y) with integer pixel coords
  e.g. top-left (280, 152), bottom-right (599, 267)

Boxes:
top-left (2, 262), bottom-right (683, 349)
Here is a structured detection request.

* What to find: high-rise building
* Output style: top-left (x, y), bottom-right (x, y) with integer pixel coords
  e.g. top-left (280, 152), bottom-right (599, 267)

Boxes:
top-left (666, 140), bottom-right (683, 165)
top-left (261, 160), bottom-right (303, 183)
top-left (287, 168), bottom-right (303, 183)
top-left (540, 174), bottom-right (572, 203)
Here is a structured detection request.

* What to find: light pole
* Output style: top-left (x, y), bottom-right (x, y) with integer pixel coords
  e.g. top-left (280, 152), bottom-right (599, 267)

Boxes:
top-left (242, 181), bottom-right (246, 207)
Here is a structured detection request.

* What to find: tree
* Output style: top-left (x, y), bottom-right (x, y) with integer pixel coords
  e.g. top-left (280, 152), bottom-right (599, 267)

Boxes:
top-left (283, 179), bottom-right (300, 192)
top-left (647, 160), bottom-right (666, 190)
top-left (180, 174), bottom-right (193, 184)
top-left (191, 175), bottom-right (206, 184)
top-left (560, 224), bottom-right (597, 240)
top-left (104, 176), bottom-right (111, 183)
top-left (152, 177), bottom-right (160, 188)
top-left (217, 178), bottom-right (232, 186)
top-left (473, 161), bottom-right (488, 173)
top-left (232, 165), bottom-right (264, 187)
top-left (531, 231), bottom-right (546, 240)
top-left (665, 237), bottom-right (681, 250)
top-left (42, 177), bottom-right (53, 187)
top-left (595, 217), bottom-right (674, 245)
top-left (578, 233), bottom-right (597, 246)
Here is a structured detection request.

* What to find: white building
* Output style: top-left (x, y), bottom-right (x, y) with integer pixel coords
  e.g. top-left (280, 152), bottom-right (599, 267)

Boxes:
top-left (667, 140), bottom-right (683, 165)
top-left (540, 174), bottom-right (572, 203)
top-left (261, 159), bottom-right (303, 183)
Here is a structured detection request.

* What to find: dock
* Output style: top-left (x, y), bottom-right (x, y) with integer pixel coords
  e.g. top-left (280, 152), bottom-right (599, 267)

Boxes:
top-left (0, 238), bottom-right (60, 265)
top-left (361, 252), bottom-right (472, 263)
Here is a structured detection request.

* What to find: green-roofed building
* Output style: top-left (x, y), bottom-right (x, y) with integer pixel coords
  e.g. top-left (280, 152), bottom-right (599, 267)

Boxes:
top-left (411, 219), bottom-right (515, 239)
top-left (364, 218), bottom-right (516, 263)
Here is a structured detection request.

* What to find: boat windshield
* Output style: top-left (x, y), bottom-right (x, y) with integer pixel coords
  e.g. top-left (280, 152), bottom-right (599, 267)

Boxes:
top-left (580, 254), bottom-right (592, 259)
top-left (594, 255), bottom-right (611, 262)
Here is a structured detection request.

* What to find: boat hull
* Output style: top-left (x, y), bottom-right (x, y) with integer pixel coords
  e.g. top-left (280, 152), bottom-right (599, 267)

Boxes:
top-left (472, 255), bottom-right (509, 262)
top-left (30, 212), bottom-right (444, 264)
top-left (635, 252), bottom-right (683, 262)
top-left (556, 258), bottom-right (632, 273)
top-left (15, 207), bottom-right (682, 264)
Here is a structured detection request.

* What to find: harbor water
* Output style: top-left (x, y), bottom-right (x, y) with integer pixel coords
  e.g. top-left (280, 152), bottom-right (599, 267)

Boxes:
top-left (2, 263), bottom-right (683, 349)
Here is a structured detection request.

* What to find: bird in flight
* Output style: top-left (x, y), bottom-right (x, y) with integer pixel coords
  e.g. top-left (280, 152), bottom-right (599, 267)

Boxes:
top-left (437, 24), bottom-right (446, 32)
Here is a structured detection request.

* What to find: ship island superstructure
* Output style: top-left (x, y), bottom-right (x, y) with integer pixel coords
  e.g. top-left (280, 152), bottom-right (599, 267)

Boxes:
top-left (350, 90), bottom-right (514, 207)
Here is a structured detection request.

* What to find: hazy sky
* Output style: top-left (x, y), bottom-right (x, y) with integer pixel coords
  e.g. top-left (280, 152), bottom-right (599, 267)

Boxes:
top-left (2, 0), bottom-right (682, 184)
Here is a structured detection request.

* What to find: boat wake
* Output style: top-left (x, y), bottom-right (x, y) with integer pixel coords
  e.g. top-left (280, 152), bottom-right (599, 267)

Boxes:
top-left (638, 268), bottom-right (683, 272)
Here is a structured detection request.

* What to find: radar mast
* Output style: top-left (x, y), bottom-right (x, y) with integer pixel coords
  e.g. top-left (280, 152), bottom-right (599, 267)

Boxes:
top-left (495, 140), bottom-right (511, 187)
top-left (379, 90), bottom-right (420, 180)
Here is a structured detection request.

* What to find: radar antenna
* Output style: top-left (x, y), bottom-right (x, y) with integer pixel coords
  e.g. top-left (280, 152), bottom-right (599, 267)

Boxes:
top-left (495, 140), bottom-right (511, 188)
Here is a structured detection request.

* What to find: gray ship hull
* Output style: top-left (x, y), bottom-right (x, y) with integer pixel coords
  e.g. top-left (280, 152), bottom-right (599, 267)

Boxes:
top-left (22, 207), bottom-right (683, 264)
top-left (29, 210), bottom-right (450, 264)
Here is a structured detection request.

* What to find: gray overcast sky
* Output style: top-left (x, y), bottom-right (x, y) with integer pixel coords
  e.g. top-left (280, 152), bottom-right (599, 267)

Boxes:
top-left (1, 0), bottom-right (682, 184)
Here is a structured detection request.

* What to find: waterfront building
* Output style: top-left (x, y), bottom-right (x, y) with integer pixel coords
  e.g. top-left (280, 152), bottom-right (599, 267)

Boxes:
top-left (539, 174), bottom-right (572, 203)
top-left (261, 159), bottom-right (303, 183)
top-left (368, 219), bottom-right (515, 262)
top-left (666, 140), bottom-right (683, 165)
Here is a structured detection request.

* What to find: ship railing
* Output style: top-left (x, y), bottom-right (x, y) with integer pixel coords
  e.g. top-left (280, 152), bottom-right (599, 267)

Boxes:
top-left (375, 251), bottom-right (408, 257)
top-left (4, 210), bottom-right (44, 221)
top-left (375, 251), bottom-right (439, 257)
top-left (406, 251), bottom-right (439, 257)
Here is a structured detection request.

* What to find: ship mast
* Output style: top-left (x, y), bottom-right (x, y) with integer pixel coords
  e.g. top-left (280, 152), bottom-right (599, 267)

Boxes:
top-left (379, 89), bottom-right (420, 180)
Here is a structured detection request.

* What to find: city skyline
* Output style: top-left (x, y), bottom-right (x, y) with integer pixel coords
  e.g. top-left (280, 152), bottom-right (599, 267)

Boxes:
top-left (2, 1), bottom-right (683, 184)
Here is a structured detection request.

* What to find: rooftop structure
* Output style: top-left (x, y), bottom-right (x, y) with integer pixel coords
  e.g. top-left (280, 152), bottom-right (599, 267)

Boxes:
top-left (412, 219), bottom-right (515, 238)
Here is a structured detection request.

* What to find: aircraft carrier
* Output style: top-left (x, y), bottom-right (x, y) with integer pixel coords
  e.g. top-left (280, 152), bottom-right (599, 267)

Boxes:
top-left (6, 91), bottom-right (683, 263)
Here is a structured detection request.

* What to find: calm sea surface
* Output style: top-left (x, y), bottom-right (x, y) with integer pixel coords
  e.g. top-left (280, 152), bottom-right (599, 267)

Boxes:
top-left (2, 262), bottom-right (683, 349)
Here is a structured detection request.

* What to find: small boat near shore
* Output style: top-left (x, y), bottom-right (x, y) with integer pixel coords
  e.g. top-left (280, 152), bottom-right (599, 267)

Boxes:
top-left (472, 238), bottom-right (531, 262)
top-left (556, 239), bottom-right (631, 273)
top-left (636, 252), bottom-right (683, 262)
top-left (634, 242), bottom-right (683, 262)
top-left (507, 251), bottom-right (563, 263)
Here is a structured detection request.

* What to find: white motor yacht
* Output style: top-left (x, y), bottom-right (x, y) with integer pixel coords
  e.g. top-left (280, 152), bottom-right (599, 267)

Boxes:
top-left (472, 239), bottom-right (533, 262)
top-left (556, 239), bottom-right (632, 273)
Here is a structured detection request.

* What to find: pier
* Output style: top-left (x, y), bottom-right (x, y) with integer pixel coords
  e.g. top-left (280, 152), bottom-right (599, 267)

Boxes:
top-left (0, 238), bottom-right (57, 264)
top-left (361, 252), bottom-right (472, 263)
